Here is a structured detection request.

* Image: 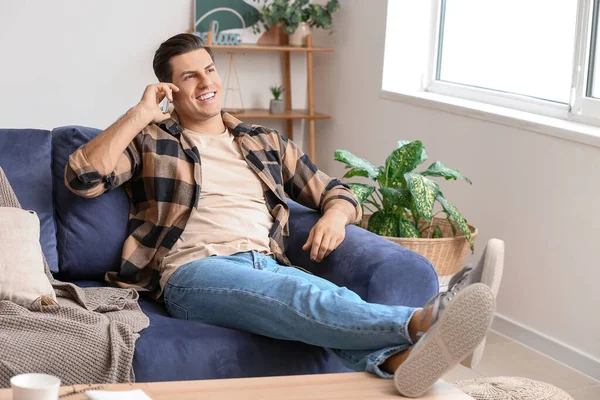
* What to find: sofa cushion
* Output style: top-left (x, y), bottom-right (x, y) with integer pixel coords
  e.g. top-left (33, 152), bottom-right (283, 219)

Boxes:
top-left (286, 201), bottom-right (439, 307)
top-left (51, 126), bottom-right (129, 281)
top-left (74, 280), bottom-right (349, 381)
top-left (0, 208), bottom-right (57, 307)
top-left (0, 129), bottom-right (59, 272)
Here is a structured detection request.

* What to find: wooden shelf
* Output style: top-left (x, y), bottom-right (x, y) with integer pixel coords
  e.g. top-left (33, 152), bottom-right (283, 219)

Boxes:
top-left (208, 44), bottom-right (333, 52)
top-left (224, 108), bottom-right (330, 120)
top-left (210, 35), bottom-right (328, 160)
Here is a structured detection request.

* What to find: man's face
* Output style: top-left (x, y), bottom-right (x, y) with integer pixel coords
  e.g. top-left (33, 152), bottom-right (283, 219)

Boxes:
top-left (170, 48), bottom-right (222, 123)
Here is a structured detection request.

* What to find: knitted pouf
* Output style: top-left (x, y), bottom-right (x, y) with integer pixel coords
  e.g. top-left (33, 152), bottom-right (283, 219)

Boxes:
top-left (453, 377), bottom-right (573, 400)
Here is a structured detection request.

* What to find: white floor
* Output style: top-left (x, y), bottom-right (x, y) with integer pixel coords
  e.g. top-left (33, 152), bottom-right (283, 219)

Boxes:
top-left (442, 331), bottom-right (600, 399)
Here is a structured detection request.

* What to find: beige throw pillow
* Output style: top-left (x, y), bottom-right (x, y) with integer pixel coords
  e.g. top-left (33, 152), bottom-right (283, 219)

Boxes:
top-left (0, 207), bottom-right (56, 307)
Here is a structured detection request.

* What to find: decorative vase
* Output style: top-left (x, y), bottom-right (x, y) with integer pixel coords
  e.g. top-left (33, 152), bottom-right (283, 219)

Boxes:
top-left (288, 22), bottom-right (311, 46)
top-left (257, 24), bottom-right (285, 46)
top-left (269, 99), bottom-right (285, 114)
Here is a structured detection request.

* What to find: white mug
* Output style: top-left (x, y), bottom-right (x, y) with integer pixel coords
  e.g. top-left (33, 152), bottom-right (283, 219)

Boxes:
top-left (10, 374), bottom-right (60, 400)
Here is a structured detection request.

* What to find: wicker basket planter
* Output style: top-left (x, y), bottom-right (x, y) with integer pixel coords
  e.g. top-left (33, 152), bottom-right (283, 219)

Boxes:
top-left (361, 214), bottom-right (478, 277)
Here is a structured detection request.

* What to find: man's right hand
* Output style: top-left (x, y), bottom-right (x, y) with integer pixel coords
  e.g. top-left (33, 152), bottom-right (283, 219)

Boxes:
top-left (136, 83), bottom-right (180, 123)
top-left (78, 83), bottom-right (180, 179)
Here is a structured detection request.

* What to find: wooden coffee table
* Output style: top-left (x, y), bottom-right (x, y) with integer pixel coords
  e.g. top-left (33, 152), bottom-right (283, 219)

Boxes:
top-left (0, 372), bottom-right (473, 399)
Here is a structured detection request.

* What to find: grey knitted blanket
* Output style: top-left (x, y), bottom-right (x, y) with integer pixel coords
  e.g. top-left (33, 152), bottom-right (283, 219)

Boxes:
top-left (0, 168), bottom-right (149, 387)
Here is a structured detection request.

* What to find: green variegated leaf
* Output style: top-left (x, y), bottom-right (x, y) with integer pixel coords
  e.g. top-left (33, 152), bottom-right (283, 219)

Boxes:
top-left (343, 169), bottom-right (369, 179)
top-left (432, 225), bottom-right (443, 238)
top-left (379, 187), bottom-right (412, 214)
top-left (420, 161), bottom-right (472, 184)
top-left (376, 166), bottom-right (387, 187)
top-left (335, 150), bottom-right (380, 180)
top-left (446, 214), bottom-right (457, 236)
top-left (367, 211), bottom-right (399, 237)
top-left (410, 204), bottom-right (421, 226)
top-left (398, 219), bottom-right (420, 238)
top-left (437, 194), bottom-right (474, 252)
top-left (347, 183), bottom-right (376, 204)
top-left (385, 141), bottom-right (425, 188)
top-left (398, 140), bottom-right (428, 166)
top-left (405, 173), bottom-right (439, 222)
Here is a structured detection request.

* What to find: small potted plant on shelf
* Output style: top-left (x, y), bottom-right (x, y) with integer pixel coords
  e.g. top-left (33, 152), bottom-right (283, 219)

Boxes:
top-left (334, 140), bottom-right (477, 278)
top-left (252, 0), bottom-right (341, 46)
top-left (269, 84), bottom-right (285, 114)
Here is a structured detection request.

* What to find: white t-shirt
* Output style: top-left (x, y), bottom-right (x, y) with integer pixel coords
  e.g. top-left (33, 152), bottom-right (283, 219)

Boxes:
top-left (160, 128), bottom-right (274, 289)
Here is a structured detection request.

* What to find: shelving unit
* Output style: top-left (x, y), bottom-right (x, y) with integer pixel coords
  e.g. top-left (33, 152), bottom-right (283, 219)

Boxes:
top-left (209, 43), bottom-right (333, 52)
top-left (221, 109), bottom-right (330, 120)
top-left (208, 35), bottom-right (331, 161)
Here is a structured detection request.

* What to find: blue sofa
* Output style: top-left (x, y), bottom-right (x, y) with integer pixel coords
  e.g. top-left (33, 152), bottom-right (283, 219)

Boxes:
top-left (0, 126), bottom-right (439, 382)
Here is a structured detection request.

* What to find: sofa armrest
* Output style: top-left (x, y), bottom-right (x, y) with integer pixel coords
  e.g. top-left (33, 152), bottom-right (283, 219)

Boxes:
top-left (286, 200), bottom-right (439, 307)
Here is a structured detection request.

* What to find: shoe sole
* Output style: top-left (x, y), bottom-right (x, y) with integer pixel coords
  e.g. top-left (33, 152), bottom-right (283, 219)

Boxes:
top-left (394, 283), bottom-right (495, 398)
top-left (461, 239), bottom-right (504, 368)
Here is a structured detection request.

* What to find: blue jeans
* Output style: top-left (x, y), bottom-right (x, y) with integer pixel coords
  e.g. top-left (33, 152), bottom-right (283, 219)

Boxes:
top-left (163, 251), bottom-right (419, 378)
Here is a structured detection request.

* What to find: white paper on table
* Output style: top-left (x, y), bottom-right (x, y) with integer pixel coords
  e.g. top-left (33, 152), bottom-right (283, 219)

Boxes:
top-left (85, 389), bottom-right (152, 400)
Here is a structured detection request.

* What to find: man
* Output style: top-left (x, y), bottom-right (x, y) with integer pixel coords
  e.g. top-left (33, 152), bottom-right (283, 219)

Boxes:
top-left (65, 33), bottom-right (496, 397)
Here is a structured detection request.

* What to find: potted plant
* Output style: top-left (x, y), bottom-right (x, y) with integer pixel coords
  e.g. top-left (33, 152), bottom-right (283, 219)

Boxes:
top-left (269, 84), bottom-right (285, 114)
top-left (334, 140), bottom-right (477, 277)
top-left (252, 0), bottom-right (340, 46)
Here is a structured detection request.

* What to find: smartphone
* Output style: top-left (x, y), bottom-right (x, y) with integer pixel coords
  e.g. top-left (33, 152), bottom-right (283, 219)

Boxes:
top-left (159, 97), bottom-right (171, 113)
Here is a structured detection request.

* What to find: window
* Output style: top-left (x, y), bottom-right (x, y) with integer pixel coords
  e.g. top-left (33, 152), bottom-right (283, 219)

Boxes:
top-left (384, 0), bottom-right (600, 125)
top-left (577, 0), bottom-right (600, 120)
top-left (437, 0), bottom-right (577, 104)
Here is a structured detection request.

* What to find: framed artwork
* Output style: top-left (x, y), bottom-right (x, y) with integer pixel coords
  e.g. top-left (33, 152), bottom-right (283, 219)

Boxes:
top-left (193, 0), bottom-right (263, 45)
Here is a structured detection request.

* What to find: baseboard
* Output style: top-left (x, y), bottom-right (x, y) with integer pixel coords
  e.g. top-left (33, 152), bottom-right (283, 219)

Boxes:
top-left (492, 313), bottom-right (600, 381)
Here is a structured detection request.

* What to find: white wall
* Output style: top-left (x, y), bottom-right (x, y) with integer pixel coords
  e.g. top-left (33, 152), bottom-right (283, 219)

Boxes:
top-left (313, 0), bottom-right (600, 377)
top-left (0, 0), bottom-right (308, 148)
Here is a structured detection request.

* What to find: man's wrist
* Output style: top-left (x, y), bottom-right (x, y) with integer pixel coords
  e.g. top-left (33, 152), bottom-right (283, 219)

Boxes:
top-left (128, 104), bottom-right (154, 126)
top-left (324, 206), bottom-right (352, 225)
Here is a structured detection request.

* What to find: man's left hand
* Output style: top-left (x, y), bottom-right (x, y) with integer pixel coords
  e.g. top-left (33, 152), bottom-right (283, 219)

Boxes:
top-left (302, 209), bottom-right (348, 262)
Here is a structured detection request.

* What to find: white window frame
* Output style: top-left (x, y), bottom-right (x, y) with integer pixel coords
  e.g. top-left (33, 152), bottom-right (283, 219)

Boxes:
top-left (573, 0), bottom-right (600, 124)
top-left (421, 0), bottom-right (600, 126)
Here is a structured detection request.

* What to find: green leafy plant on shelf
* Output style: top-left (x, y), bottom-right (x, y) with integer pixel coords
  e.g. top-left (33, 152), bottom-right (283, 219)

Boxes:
top-left (252, 0), bottom-right (341, 34)
top-left (334, 140), bottom-right (475, 251)
top-left (269, 84), bottom-right (285, 100)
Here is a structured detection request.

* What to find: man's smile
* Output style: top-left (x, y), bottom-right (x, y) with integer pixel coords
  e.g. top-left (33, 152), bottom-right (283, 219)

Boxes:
top-left (196, 91), bottom-right (216, 102)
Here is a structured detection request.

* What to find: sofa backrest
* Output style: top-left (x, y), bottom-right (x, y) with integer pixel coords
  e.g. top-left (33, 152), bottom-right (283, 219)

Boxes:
top-left (49, 125), bottom-right (319, 282)
top-left (0, 129), bottom-right (59, 272)
top-left (51, 126), bottom-right (129, 281)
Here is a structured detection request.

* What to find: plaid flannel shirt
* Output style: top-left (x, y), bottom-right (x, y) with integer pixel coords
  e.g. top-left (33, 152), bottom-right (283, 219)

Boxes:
top-left (65, 112), bottom-right (361, 298)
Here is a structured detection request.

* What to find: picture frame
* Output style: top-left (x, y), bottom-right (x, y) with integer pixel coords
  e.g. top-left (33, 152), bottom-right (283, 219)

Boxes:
top-left (193, 0), bottom-right (262, 45)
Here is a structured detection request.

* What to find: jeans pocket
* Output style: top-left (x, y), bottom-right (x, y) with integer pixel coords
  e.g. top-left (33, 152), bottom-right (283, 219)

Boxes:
top-left (165, 298), bottom-right (189, 320)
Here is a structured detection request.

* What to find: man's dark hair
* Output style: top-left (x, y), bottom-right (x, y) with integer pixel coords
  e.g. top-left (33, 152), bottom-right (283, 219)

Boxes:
top-left (153, 33), bottom-right (215, 83)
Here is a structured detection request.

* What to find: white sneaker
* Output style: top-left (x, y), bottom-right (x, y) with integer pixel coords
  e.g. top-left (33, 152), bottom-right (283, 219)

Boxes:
top-left (394, 283), bottom-right (495, 398)
top-left (460, 238), bottom-right (504, 368)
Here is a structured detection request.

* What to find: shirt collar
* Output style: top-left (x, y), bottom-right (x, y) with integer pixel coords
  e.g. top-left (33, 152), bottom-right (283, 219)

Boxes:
top-left (158, 110), bottom-right (255, 138)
